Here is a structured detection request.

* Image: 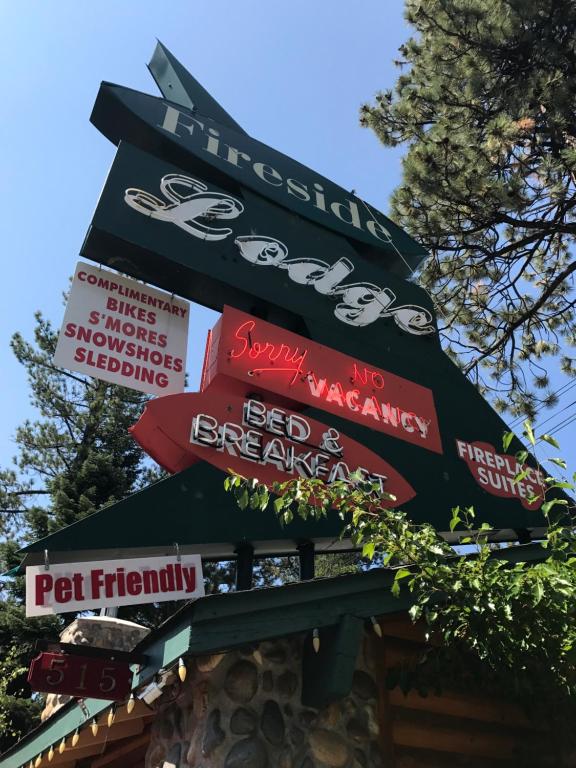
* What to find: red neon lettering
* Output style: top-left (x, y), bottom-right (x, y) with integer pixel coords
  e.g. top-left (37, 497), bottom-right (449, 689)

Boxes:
top-left (230, 321), bottom-right (309, 384)
top-left (352, 363), bottom-right (385, 390)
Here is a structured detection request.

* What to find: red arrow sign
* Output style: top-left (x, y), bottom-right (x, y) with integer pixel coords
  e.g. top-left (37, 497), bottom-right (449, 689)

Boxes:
top-left (130, 391), bottom-right (415, 507)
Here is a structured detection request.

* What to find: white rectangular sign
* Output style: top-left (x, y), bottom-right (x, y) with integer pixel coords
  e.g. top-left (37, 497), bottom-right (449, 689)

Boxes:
top-left (26, 554), bottom-right (204, 616)
top-left (53, 262), bottom-right (189, 396)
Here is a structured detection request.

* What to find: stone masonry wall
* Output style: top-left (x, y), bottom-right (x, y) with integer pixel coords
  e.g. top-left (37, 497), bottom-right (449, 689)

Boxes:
top-left (145, 634), bottom-right (382, 768)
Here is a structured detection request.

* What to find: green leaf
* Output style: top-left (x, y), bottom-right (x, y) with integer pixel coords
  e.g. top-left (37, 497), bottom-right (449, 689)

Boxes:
top-left (523, 420), bottom-right (536, 446)
top-left (548, 457), bottom-right (567, 469)
top-left (273, 497), bottom-right (284, 515)
top-left (238, 489), bottom-right (249, 511)
top-left (542, 498), bottom-right (569, 514)
top-left (449, 510), bottom-right (461, 532)
top-left (394, 568), bottom-right (412, 581)
top-left (540, 433), bottom-right (560, 449)
top-left (502, 431), bottom-right (514, 452)
top-left (533, 580), bottom-right (544, 605)
top-left (362, 542), bottom-right (375, 560)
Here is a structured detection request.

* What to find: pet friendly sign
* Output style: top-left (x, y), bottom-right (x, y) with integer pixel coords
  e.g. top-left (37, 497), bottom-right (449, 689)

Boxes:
top-left (26, 554), bottom-right (204, 616)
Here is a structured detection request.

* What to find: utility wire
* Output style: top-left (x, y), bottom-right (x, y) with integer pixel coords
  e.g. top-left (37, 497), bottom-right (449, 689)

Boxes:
top-left (508, 378), bottom-right (576, 428)
top-left (548, 411), bottom-right (576, 438)
top-left (530, 397), bottom-right (576, 431)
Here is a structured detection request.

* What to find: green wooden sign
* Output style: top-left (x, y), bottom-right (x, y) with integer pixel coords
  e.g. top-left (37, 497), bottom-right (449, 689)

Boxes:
top-left (91, 65), bottom-right (427, 275)
top-left (20, 43), bottom-right (567, 565)
top-left (83, 141), bottom-right (437, 356)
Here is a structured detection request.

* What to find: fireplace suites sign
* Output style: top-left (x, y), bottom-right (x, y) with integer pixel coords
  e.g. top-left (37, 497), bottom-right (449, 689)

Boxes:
top-left (69, 42), bottom-right (566, 537)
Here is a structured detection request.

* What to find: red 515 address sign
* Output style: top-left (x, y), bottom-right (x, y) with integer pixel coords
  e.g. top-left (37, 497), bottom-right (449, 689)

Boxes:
top-left (28, 652), bottom-right (132, 701)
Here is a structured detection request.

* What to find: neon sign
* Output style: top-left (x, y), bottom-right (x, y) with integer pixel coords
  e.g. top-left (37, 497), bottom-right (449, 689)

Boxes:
top-left (130, 392), bottom-right (415, 507)
top-left (123, 172), bottom-right (434, 335)
top-left (204, 307), bottom-right (442, 454)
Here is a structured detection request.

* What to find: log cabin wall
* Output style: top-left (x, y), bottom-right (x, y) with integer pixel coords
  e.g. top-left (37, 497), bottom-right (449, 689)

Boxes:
top-left (4, 573), bottom-right (572, 768)
top-left (136, 614), bottom-right (566, 768)
top-left (374, 614), bottom-right (564, 767)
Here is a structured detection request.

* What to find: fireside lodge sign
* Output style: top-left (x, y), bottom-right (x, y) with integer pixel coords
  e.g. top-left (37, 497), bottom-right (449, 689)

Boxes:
top-left (123, 171), bottom-right (434, 335)
top-left (84, 141), bottom-right (436, 347)
top-left (37, 41), bottom-right (569, 560)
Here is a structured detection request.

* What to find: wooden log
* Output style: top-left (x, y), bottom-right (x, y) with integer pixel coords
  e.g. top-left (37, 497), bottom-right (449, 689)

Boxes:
top-left (392, 710), bottom-right (543, 761)
top-left (379, 636), bottom-right (428, 668)
top-left (90, 732), bottom-right (150, 768)
top-left (48, 718), bottom-right (144, 766)
top-left (378, 615), bottom-right (434, 644)
top-left (390, 688), bottom-right (541, 730)
top-left (395, 745), bottom-right (517, 767)
top-left (369, 634), bottom-right (396, 766)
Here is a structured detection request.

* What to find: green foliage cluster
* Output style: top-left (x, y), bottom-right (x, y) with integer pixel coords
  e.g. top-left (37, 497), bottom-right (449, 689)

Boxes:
top-left (361, 0), bottom-right (576, 417)
top-left (226, 424), bottom-right (576, 720)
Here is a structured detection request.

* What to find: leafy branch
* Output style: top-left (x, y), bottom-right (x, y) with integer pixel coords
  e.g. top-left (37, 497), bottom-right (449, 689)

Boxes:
top-left (225, 425), bottom-right (576, 721)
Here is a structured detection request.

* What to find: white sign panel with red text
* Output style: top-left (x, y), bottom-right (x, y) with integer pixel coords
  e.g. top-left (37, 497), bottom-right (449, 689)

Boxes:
top-left (53, 262), bottom-right (189, 395)
top-left (26, 554), bottom-right (204, 616)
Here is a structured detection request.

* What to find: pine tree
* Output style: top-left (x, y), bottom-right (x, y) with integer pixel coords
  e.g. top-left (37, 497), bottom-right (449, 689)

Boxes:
top-left (361, 0), bottom-right (576, 418)
top-left (0, 311), bottom-right (153, 748)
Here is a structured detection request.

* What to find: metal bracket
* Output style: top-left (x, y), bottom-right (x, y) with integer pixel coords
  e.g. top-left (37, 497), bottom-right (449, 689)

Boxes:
top-left (34, 639), bottom-right (148, 665)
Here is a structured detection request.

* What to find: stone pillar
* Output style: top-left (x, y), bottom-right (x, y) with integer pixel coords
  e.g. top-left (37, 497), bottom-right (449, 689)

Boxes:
top-left (145, 634), bottom-right (382, 768)
top-left (40, 616), bottom-right (150, 721)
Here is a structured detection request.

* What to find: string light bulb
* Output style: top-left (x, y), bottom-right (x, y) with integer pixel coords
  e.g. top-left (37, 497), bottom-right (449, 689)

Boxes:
top-left (126, 693), bottom-right (135, 714)
top-left (58, 737), bottom-right (66, 754)
top-left (90, 718), bottom-right (99, 737)
top-left (48, 745), bottom-right (54, 762)
top-left (178, 657), bottom-right (187, 683)
top-left (107, 706), bottom-right (116, 728)
top-left (312, 628), bottom-right (320, 653)
top-left (370, 616), bottom-right (383, 638)
top-left (34, 754), bottom-right (42, 768)
top-left (71, 729), bottom-right (80, 747)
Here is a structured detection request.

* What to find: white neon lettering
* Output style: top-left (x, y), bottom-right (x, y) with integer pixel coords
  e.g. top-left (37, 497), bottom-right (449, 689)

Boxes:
top-left (191, 414), bottom-right (219, 446)
top-left (400, 412), bottom-right (415, 433)
top-left (345, 390), bottom-right (360, 411)
top-left (124, 171), bottom-right (435, 335)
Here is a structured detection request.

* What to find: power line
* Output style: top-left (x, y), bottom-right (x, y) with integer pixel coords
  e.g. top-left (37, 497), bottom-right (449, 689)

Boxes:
top-left (508, 378), bottom-right (576, 428)
top-left (546, 411), bottom-right (576, 438)
top-left (532, 397), bottom-right (576, 431)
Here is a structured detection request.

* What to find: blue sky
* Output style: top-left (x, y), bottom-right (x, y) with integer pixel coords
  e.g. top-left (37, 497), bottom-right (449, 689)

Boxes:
top-left (0, 1), bottom-right (572, 484)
